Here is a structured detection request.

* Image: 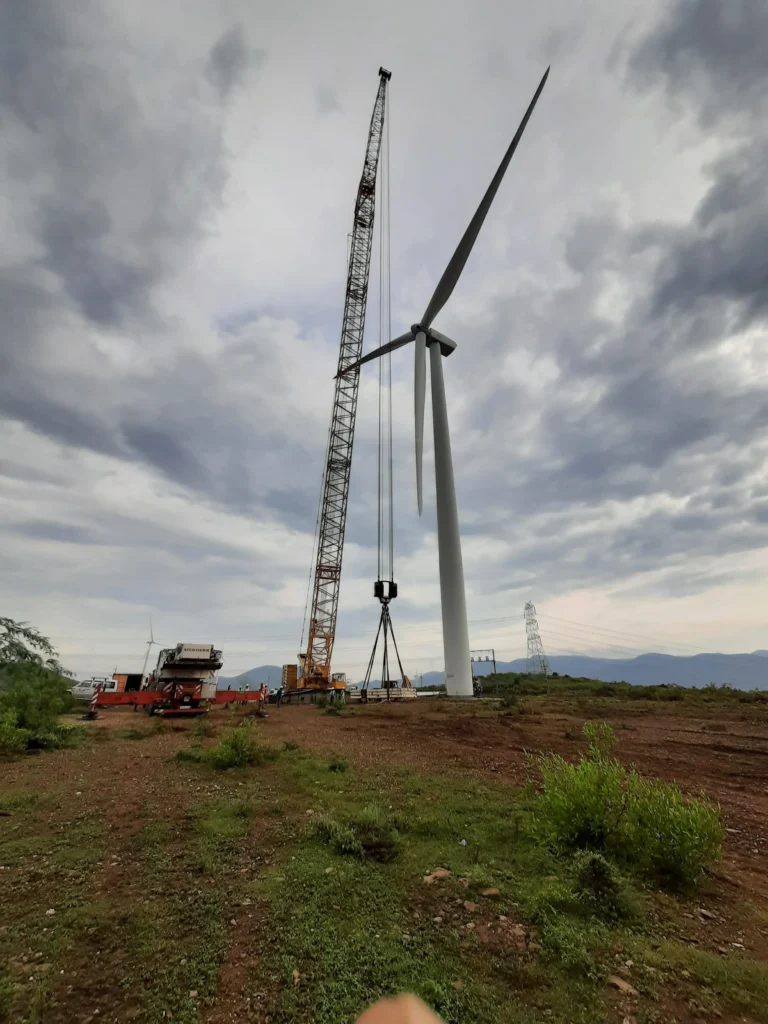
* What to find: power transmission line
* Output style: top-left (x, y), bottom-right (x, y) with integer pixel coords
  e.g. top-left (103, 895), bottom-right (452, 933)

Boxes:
top-left (524, 601), bottom-right (549, 676)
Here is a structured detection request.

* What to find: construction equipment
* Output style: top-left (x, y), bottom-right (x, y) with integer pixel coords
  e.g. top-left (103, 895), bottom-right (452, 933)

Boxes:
top-left (360, 581), bottom-right (416, 701)
top-left (283, 68), bottom-right (391, 698)
top-left (92, 643), bottom-right (266, 715)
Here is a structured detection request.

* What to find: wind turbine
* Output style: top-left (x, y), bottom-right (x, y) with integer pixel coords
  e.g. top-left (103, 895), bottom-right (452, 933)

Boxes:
top-left (340, 68), bottom-right (550, 697)
top-left (140, 617), bottom-right (160, 685)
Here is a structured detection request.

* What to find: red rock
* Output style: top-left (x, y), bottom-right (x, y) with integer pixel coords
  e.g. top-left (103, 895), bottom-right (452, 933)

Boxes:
top-left (481, 887), bottom-right (500, 897)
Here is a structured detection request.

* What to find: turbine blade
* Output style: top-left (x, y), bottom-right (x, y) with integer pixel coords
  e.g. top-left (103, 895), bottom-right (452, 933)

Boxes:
top-left (421, 66), bottom-right (550, 329)
top-left (335, 331), bottom-right (413, 378)
top-left (414, 332), bottom-right (426, 516)
top-left (149, 616), bottom-right (154, 643)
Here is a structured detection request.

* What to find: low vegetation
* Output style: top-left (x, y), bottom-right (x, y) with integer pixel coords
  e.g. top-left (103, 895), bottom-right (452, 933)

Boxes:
top-left (0, 685), bottom-right (763, 1024)
top-left (0, 662), bottom-right (80, 756)
top-left (481, 671), bottom-right (768, 703)
top-left (174, 720), bottom-right (280, 771)
top-left (529, 721), bottom-right (724, 888)
top-left (0, 618), bottom-right (81, 757)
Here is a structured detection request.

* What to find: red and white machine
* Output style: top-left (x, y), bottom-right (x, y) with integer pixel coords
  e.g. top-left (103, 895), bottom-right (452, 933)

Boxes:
top-left (92, 643), bottom-right (267, 716)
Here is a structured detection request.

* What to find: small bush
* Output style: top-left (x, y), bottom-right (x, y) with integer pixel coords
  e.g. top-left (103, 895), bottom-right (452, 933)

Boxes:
top-left (351, 804), bottom-right (402, 862)
top-left (540, 916), bottom-right (600, 976)
top-left (193, 718), bottom-right (215, 739)
top-left (531, 749), bottom-right (627, 851)
top-left (313, 804), bottom-right (403, 862)
top-left (328, 754), bottom-right (348, 772)
top-left (627, 777), bottom-right (724, 888)
top-left (531, 722), bottom-right (724, 889)
top-left (313, 817), bottom-right (364, 857)
top-left (0, 709), bottom-right (29, 756)
top-left (206, 723), bottom-right (276, 770)
top-left (315, 694), bottom-right (329, 709)
top-left (571, 851), bottom-right (632, 922)
top-left (173, 743), bottom-right (205, 763)
top-left (324, 703), bottom-right (343, 716)
top-left (0, 664), bottom-right (76, 753)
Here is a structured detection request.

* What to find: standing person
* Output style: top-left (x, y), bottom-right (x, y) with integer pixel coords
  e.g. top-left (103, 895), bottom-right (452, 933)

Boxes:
top-left (276, 685), bottom-right (283, 708)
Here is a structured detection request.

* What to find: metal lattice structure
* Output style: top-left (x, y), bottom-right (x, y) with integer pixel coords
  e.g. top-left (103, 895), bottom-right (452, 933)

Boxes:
top-left (524, 601), bottom-right (549, 676)
top-left (303, 69), bottom-right (391, 686)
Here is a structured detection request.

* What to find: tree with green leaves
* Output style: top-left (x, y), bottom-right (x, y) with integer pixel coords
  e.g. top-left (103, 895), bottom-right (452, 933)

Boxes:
top-left (0, 617), bottom-right (59, 667)
top-left (0, 618), bottom-right (76, 755)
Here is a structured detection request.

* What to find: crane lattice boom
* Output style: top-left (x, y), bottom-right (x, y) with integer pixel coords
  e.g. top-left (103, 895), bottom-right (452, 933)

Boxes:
top-left (302, 68), bottom-right (391, 687)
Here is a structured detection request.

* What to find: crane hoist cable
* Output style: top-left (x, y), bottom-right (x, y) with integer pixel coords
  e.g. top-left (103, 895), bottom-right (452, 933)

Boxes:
top-left (377, 97), bottom-right (394, 585)
top-left (364, 96), bottom-right (411, 697)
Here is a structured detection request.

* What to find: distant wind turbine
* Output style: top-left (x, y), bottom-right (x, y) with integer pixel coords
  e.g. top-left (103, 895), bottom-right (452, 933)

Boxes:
top-left (340, 68), bottom-right (550, 696)
top-left (140, 617), bottom-right (161, 684)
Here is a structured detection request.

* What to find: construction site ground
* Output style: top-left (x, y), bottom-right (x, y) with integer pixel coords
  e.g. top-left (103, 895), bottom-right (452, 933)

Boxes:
top-left (2, 694), bottom-right (768, 1024)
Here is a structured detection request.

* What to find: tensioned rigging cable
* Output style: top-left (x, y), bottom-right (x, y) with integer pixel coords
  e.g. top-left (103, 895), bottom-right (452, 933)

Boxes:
top-left (376, 91), bottom-right (394, 583)
top-left (386, 98), bottom-right (394, 582)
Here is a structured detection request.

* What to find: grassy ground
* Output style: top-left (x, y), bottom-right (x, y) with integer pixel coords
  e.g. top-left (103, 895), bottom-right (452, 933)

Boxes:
top-left (1, 708), bottom-right (768, 1023)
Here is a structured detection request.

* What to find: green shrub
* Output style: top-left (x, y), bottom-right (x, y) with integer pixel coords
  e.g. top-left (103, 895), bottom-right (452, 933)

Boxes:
top-left (531, 722), bottom-right (724, 889)
top-left (313, 817), bottom-right (364, 857)
top-left (324, 703), bottom-right (343, 716)
top-left (313, 804), bottom-right (403, 862)
top-left (315, 693), bottom-right (329, 709)
top-left (328, 754), bottom-right (349, 772)
top-left (0, 663), bottom-right (76, 753)
top-left (350, 804), bottom-right (402, 862)
top-left (627, 777), bottom-right (724, 888)
top-left (173, 743), bottom-right (205, 763)
top-left (530, 748), bottom-right (628, 851)
top-left (571, 851), bottom-right (631, 922)
top-left (207, 723), bottom-right (268, 770)
top-left (193, 718), bottom-right (214, 739)
top-left (540, 916), bottom-right (599, 975)
top-left (0, 709), bottom-right (29, 757)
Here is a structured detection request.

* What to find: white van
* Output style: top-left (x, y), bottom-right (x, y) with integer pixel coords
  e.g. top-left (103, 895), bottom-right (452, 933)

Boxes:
top-left (69, 677), bottom-right (117, 701)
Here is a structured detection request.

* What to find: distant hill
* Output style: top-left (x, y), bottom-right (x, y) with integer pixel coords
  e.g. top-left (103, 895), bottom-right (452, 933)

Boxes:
top-left (223, 652), bottom-right (768, 692)
top-left (218, 665), bottom-right (282, 689)
top-left (424, 653), bottom-right (768, 690)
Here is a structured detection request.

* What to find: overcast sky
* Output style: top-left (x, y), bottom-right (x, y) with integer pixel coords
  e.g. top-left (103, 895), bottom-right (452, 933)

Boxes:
top-left (2, 0), bottom-right (767, 681)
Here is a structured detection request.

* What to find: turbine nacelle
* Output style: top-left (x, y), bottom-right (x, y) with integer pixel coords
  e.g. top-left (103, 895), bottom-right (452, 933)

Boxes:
top-left (414, 326), bottom-right (457, 356)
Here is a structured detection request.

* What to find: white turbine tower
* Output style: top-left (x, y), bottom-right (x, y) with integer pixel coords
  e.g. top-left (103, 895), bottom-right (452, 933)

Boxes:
top-left (340, 68), bottom-right (550, 696)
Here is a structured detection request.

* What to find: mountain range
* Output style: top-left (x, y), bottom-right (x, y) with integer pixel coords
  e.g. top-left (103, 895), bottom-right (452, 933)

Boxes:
top-left (220, 652), bottom-right (768, 691)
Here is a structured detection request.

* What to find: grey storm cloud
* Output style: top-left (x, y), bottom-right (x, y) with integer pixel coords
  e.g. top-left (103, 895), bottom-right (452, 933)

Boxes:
top-left (453, 0), bottom-right (768, 594)
top-left (206, 25), bottom-right (265, 101)
top-left (2, 0), bottom-right (768, 672)
top-left (628, 0), bottom-right (768, 126)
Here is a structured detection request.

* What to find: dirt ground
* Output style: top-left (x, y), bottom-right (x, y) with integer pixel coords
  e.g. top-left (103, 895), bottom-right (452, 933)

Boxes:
top-left (2, 696), bottom-right (768, 1023)
top-left (259, 698), bottom-right (768, 897)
